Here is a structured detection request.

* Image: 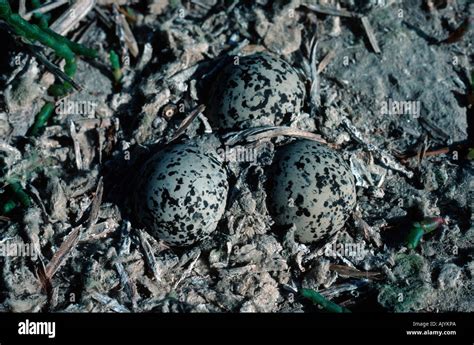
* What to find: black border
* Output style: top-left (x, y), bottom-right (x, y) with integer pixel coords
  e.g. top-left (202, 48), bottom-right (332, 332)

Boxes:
top-left (0, 312), bottom-right (472, 345)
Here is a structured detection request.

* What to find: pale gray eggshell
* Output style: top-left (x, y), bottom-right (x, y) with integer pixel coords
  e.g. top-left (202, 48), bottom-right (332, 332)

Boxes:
top-left (135, 141), bottom-right (228, 246)
top-left (267, 140), bottom-right (356, 244)
top-left (207, 52), bottom-right (306, 129)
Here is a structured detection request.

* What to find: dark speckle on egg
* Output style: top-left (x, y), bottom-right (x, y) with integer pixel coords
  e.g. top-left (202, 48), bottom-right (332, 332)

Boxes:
top-left (267, 140), bottom-right (356, 244)
top-left (134, 141), bottom-right (228, 246)
top-left (207, 52), bottom-right (306, 129)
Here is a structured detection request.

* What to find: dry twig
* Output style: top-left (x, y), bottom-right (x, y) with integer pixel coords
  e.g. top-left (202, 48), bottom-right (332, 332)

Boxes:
top-left (49, 0), bottom-right (96, 36)
top-left (223, 126), bottom-right (327, 146)
top-left (138, 230), bottom-right (162, 283)
top-left (360, 16), bottom-right (381, 54)
top-left (23, 0), bottom-right (69, 21)
top-left (169, 105), bottom-right (206, 142)
top-left (329, 264), bottom-right (384, 280)
top-left (302, 3), bottom-right (359, 18)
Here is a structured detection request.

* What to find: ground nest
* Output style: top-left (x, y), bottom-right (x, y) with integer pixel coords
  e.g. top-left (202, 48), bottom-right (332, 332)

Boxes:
top-left (0, 0), bottom-right (472, 313)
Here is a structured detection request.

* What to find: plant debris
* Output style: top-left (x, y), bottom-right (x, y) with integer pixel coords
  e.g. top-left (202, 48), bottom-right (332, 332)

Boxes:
top-left (0, 0), bottom-right (472, 314)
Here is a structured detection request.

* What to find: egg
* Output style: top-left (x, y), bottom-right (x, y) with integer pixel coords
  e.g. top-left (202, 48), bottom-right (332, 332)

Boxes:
top-left (134, 141), bottom-right (229, 246)
top-left (207, 52), bottom-right (306, 129)
top-left (267, 140), bottom-right (356, 244)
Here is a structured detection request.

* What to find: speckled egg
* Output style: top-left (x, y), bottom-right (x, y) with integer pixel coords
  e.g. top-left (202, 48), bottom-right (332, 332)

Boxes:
top-left (207, 52), bottom-right (306, 129)
top-left (267, 140), bottom-right (356, 244)
top-left (134, 141), bottom-right (229, 246)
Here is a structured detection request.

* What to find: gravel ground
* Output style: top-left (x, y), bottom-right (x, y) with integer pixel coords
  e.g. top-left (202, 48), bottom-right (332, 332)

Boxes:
top-left (0, 0), bottom-right (472, 313)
